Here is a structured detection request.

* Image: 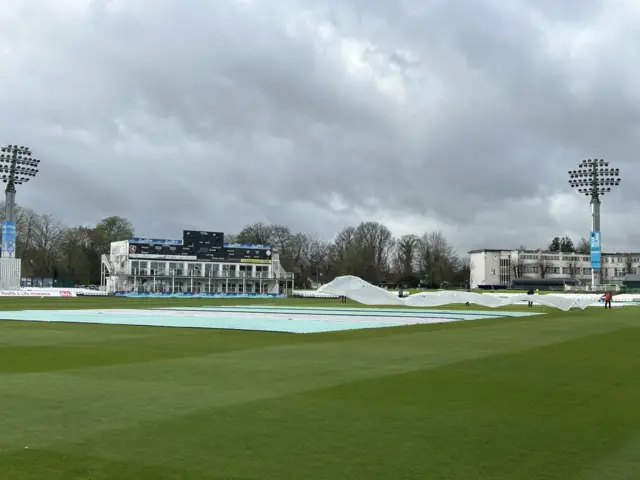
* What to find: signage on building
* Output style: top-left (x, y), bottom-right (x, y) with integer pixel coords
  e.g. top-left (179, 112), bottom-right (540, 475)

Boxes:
top-left (590, 230), bottom-right (601, 269)
top-left (239, 258), bottom-right (273, 264)
top-left (129, 253), bottom-right (198, 261)
top-left (129, 238), bottom-right (183, 246)
top-left (224, 242), bottom-right (271, 250)
top-left (1, 221), bottom-right (17, 256)
top-left (0, 290), bottom-right (76, 297)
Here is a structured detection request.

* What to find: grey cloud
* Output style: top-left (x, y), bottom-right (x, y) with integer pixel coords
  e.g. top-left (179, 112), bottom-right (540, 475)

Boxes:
top-left (2, 0), bottom-right (640, 253)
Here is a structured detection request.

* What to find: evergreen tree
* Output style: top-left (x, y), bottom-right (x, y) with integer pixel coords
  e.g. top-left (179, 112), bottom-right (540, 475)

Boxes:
top-left (560, 236), bottom-right (575, 252)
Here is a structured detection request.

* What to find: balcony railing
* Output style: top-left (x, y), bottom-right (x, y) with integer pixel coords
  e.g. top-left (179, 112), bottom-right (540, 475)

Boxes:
top-left (129, 269), bottom-right (291, 280)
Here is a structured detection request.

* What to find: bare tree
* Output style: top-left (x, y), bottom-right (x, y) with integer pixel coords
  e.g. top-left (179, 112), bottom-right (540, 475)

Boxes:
top-left (223, 233), bottom-right (237, 242)
top-left (567, 261), bottom-right (578, 279)
top-left (235, 222), bottom-right (273, 245)
top-left (59, 227), bottom-right (93, 284)
top-left (455, 256), bottom-right (471, 288)
top-left (393, 234), bottom-right (420, 278)
top-left (329, 226), bottom-right (359, 276)
top-left (537, 255), bottom-right (550, 279)
top-left (270, 225), bottom-right (293, 255)
top-left (512, 251), bottom-right (524, 279)
top-left (304, 235), bottom-right (330, 280)
top-left (575, 237), bottom-right (590, 254)
top-left (624, 255), bottom-right (634, 276)
top-left (31, 214), bottom-right (65, 276)
top-left (354, 221), bottom-right (395, 282)
top-left (283, 232), bottom-right (309, 282)
top-left (16, 207), bottom-right (39, 260)
top-left (418, 231), bottom-right (458, 288)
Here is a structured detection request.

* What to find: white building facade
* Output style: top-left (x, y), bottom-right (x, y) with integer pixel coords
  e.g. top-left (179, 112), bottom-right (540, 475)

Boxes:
top-left (100, 231), bottom-right (294, 294)
top-left (469, 249), bottom-right (640, 288)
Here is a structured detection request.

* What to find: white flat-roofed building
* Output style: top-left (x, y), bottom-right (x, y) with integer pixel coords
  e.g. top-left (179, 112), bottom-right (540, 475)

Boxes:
top-left (469, 248), bottom-right (640, 288)
top-left (100, 230), bottom-right (294, 294)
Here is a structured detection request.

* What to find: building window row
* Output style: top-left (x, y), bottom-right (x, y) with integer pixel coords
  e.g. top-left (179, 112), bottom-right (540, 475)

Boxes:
top-left (128, 261), bottom-right (272, 278)
top-left (602, 257), bottom-right (640, 264)
top-left (131, 260), bottom-right (269, 271)
top-left (520, 265), bottom-right (594, 276)
top-left (518, 255), bottom-right (640, 265)
top-left (130, 279), bottom-right (270, 294)
top-left (515, 254), bottom-right (640, 263)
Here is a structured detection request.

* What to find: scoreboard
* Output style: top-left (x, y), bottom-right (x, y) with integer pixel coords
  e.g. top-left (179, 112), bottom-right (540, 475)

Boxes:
top-left (183, 230), bottom-right (224, 248)
top-left (183, 230), bottom-right (227, 261)
top-left (224, 246), bottom-right (272, 263)
top-left (128, 231), bottom-right (272, 263)
top-left (128, 242), bottom-right (193, 259)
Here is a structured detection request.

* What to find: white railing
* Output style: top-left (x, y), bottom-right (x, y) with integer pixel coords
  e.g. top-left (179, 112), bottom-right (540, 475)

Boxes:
top-left (127, 269), bottom-right (281, 279)
top-left (564, 283), bottom-right (621, 293)
top-left (275, 263), bottom-right (293, 280)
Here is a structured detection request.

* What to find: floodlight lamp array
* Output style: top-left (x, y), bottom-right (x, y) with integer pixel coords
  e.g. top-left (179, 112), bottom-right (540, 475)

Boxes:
top-left (0, 144), bottom-right (40, 185)
top-left (567, 158), bottom-right (621, 197)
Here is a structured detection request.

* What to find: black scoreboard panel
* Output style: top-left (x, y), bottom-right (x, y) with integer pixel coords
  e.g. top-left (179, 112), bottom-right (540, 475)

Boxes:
top-left (223, 247), bottom-right (271, 262)
top-left (129, 243), bottom-right (191, 257)
top-left (183, 230), bottom-right (224, 248)
top-left (129, 239), bottom-right (271, 262)
top-left (194, 245), bottom-right (227, 261)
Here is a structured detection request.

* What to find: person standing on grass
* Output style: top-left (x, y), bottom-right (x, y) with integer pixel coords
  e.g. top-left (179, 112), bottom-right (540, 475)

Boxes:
top-left (527, 288), bottom-right (534, 307)
top-left (603, 291), bottom-right (613, 309)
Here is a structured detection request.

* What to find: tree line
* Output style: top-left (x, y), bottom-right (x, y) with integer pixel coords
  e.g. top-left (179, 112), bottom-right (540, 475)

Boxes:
top-left (229, 221), bottom-right (469, 288)
top-left (546, 235), bottom-right (590, 253)
top-left (1, 204), bottom-right (134, 285)
top-left (2, 205), bottom-right (468, 288)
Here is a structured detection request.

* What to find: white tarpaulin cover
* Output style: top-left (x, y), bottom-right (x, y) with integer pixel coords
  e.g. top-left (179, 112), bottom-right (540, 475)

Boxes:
top-left (317, 276), bottom-right (602, 311)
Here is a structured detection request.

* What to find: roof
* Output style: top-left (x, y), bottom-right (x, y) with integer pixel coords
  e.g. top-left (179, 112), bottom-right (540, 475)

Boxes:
top-left (468, 249), bottom-right (512, 254)
top-left (512, 278), bottom-right (579, 286)
top-left (468, 248), bottom-right (640, 256)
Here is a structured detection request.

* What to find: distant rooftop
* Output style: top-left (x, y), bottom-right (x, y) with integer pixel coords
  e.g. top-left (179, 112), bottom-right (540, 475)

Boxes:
top-left (468, 248), bottom-right (640, 255)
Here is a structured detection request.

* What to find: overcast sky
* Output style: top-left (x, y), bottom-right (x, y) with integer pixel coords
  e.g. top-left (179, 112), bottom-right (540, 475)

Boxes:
top-left (2, 0), bottom-right (640, 253)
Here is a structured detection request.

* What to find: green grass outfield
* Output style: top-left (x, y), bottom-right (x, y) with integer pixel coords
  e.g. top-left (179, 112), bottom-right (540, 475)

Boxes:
top-left (1, 297), bottom-right (639, 479)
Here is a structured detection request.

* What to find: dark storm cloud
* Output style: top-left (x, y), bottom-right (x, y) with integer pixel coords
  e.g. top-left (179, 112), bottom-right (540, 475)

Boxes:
top-left (1, 0), bottom-right (640, 252)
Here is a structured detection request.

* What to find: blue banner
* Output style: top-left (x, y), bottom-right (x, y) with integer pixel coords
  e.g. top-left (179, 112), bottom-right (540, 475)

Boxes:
top-left (224, 242), bottom-right (272, 250)
top-left (1, 221), bottom-right (17, 257)
top-left (590, 230), bottom-right (601, 269)
top-left (129, 237), bottom-right (183, 246)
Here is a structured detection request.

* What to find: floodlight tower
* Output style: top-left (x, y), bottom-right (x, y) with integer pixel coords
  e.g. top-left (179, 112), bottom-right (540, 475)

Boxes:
top-left (0, 145), bottom-right (40, 290)
top-left (568, 159), bottom-right (621, 289)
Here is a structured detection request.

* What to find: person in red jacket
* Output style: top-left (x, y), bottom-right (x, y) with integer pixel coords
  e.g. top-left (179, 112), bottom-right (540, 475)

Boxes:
top-left (603, 291), bottom-right (613, 309)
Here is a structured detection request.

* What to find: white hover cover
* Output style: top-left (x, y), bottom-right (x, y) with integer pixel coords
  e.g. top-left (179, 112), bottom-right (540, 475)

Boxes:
top-left (317, 276), bottom-right (601, 311)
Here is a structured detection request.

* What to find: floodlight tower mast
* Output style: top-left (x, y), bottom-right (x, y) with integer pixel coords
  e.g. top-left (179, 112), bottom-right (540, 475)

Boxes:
top-left (0, 145), bottom-right (40, 291)
top-left (568, 159), bottom-right (621, 289)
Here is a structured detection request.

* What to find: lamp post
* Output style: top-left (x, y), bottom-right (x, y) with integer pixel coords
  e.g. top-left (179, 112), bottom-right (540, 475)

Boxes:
top-left (568, 159), bottom-right (621, 289)
top-left (0, 145), bottom-right (40, 290)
